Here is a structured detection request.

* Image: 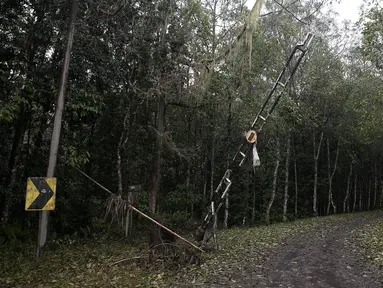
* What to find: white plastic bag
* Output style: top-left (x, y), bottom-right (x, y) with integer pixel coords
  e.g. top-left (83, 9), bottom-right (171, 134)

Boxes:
top-left (252, 144), bottom-right (260, 167)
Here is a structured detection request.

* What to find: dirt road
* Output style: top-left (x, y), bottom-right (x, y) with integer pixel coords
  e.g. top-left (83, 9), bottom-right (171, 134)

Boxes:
top-left (173, 213), bottom-right (383, 288)
top-left (253, 214), bottom-right (383, 288)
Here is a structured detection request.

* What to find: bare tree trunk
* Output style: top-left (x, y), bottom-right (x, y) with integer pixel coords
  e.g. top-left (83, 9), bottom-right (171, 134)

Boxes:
top-left (266, 138), bottom-right (280, 225)
top-left (367, 180), bottom-right (371, 210)
top-left (202, 153), bottom-right (208, 215)
top-left (210, 145), bottom-right (215, 200)
top-left (186, 161), bottom-right (193, 219)
top-left (373, 172), bottom-right (377, 209)
top-left (326, 138), bottom-right (339, 215)
top-left (343, 164), bottom-right (352, 213)
top-left (223, 84), bottom-right (233, 229)
top-left (116, 112), bottom-right (130, 237)
top-left (148, 0), bottom-right (173, 224)
top-left (252, 174), bottom-right (257, 224)
top-left (117, 113), bottom-right (129, 196)
top-left (209, 0), bottom-right (217, 201)
top-left (313, 131), bottom-right (324, 216)
top-left (283, 136), bottom-right (291, 222)
top-left (293, 140), bottom-right (298, 217)
top-left (353, 176), bottom-right (357, 212)
top-left (149, 96), bottom-right (165, 215)
top-left (148, 95), bottom-right (165, 249)
top-left (380, 180), bottom-right (383, 208)
top-left (359, 183), bottom-right (362, 211)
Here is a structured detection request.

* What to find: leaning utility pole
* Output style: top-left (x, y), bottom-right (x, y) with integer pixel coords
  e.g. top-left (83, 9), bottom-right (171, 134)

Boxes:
top-left (37, 0), bottom-right (78, 259)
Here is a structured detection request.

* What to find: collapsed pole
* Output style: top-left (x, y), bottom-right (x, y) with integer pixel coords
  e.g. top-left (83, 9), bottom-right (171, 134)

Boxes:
top-left (77, 169), bottom-right (204, 253)
top-left (196, 33), bottom-right (315, 247)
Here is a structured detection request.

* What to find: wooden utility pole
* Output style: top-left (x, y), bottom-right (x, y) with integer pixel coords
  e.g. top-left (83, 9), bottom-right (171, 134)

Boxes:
top-left (37, 0), bottom-right (78, 259)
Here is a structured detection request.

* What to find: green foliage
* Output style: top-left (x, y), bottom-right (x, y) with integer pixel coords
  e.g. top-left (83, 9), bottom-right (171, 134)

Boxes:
top-left (0, 224), bottom-right (27, 248)
top-left (1, 0), bottom-right (383, 252)
top-left (362, 7), bottom-right (383, 69)
top-left (0, 238), bottom-right (171, 288)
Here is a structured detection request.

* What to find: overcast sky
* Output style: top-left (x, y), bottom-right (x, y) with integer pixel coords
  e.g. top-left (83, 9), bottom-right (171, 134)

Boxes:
top-left (331, 0), bottom-right (364, 22)
top-left (245, 0), bottom-right (365, 23)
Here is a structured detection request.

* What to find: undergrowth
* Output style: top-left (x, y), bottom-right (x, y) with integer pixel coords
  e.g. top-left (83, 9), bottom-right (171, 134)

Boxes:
top-left (0, 237), bottom-right (172, 288)
top-left (0, 213), bottom-right (355, 288)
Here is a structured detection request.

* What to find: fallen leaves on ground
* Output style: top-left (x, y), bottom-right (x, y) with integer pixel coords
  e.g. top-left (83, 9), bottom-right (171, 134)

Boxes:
top-left (173, 215), bottom-right (352, 286)
top-left (359, 216), bottom-right (383, 266)
top-left (0, 213), bottom-right (362, 288)
top-left (0, 238), bottom-right (172, 288)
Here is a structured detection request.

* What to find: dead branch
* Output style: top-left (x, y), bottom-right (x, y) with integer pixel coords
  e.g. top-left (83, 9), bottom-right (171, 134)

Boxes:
top-left (110, 256), bottom-right (144, 266)
top-left (273, 0), bottom-right (308, 25)
top-left (77, 169), bottom-right (204, 253)
top-left (261, 0), bottom-right (300, 17)
top-left (166, 101), bottom-right (206, 109)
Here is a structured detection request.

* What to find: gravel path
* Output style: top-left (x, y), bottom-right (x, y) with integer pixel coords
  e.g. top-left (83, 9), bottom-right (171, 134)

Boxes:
top-left (172, 213), bottom-right (383, 288)
top-left (255, 213), bottom-right (383, 288)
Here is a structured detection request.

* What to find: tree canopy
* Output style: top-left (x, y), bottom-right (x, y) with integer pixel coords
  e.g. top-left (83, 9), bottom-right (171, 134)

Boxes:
top-left (1, 0), bottom-right (383, 245)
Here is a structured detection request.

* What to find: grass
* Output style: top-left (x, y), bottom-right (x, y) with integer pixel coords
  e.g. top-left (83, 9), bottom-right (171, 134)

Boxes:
top-left (0, 237), bottom-right (172, 288)
top-left (0, 213), bottom-right (357, 288)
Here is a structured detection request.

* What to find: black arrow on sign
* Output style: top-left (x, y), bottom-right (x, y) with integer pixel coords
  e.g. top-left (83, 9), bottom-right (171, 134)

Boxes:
top-left (28, 178), bottom-right (54, 210)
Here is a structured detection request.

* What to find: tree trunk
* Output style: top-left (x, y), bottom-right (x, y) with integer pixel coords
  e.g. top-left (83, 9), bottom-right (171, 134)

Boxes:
top-left (186, 161), bottom-right (193, 219)
top-left (117, 113), bottom-right (129, 196)
top-left (343, 164), bottom-right (352, 213)
top-left (313, 131), bottom-right (323, 216)
top-left (367, 180), bottom-right (371, 210)
top-left (373, 172), bottom-right (377, 209)
top-left (266, 138), bottom-right (280, 225)
top-left (116, 112), bottom-right (130, 236)
top-left (202, 152), bottom-right (208, 215)
top-left (326, 138), bottom-right (339, 215)
top-left (293, 140), bottom-right (298, 217)
top-left (359, 183), bottom-right (362, 211)
top-left (149, 96), bottom-right (165, 215)
top-left (148, 95), bottom-right (165, 249)
top-left (251, 174), bottom-right (257, 224)
top-left (210, 144), bottom-right (215, 201)
top-left (353, 176), bottom-right (357, 212)
top-left (283, 136), bottom-right (291, 222)
top-left (223, 81), bottom-right (232, 229)
top-left (380, 180), bottom-right (383, 208)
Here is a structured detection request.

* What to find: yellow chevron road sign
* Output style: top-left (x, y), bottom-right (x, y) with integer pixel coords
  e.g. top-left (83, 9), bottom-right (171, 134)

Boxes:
top-left (25, 177), bottom-right (56, 211)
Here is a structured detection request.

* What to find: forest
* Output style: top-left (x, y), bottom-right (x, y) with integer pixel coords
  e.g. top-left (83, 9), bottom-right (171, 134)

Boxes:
top-left (1, 0), bottom-right (383, 286)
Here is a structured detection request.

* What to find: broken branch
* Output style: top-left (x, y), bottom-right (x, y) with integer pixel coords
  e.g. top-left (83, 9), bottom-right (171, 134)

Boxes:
top-left (76, 168), bottom-right (204, 253)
